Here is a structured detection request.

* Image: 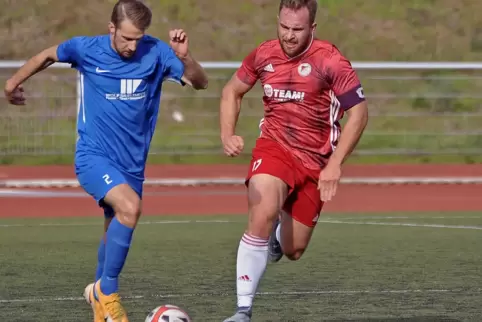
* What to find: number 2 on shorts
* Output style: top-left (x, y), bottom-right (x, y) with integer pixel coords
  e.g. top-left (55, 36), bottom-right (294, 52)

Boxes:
top-left (103, 174), bottom-right (113, 185)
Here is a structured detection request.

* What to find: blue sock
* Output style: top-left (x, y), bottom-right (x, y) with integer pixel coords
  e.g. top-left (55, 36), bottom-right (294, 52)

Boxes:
top-left (100, 217), bottom-right (134, 295)
top-left (95, 238), bottom-right (105, 281)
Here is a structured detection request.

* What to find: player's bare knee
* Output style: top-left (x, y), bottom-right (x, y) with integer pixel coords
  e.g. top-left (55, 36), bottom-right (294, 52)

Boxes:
top-left (247, 207), bottom-right (278, 238)
top-left (104, 184), bottom-right (142, 228)
top-left (279, 213), bottom-right (313, 261)
top-left (115, 197), bottom-right (141, 228)
top-left (284, 248), bottom-right (306, 261)
top-left (279, 236), bottom-right (306, 260)
top-left (247, 196), bottom-right (283, 237)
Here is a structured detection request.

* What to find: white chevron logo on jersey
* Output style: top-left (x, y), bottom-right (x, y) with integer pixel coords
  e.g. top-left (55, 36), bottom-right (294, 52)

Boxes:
top-left (121, 79), bottom-right (143, 94)
top-left (106, 79), bottom-right (146, 100)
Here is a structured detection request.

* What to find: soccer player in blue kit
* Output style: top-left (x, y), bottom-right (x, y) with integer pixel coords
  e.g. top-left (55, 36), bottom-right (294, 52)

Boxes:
top-left (4, 1), bottom-right (208, 321)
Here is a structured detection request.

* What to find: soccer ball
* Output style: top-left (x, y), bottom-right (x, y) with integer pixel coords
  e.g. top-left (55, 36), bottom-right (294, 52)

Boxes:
top-left (145, 304), bottom-right (192, 322)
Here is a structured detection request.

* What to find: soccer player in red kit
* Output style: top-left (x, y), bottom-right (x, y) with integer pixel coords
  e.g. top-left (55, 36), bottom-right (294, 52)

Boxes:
top-left (220, 0), bottom-right (368, 321)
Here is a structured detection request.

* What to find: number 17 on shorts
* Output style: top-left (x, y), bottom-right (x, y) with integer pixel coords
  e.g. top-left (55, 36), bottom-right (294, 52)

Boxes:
top-left (252, 159), bottom-right (262, 172)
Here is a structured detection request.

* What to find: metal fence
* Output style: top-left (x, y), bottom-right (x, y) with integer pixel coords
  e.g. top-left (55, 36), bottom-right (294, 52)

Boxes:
top-left (1, 61), bottom-right (482, 158)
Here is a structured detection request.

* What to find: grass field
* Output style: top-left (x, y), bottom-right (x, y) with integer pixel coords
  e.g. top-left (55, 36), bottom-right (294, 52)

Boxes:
top-left (1, 213), bottom-right (481, 321)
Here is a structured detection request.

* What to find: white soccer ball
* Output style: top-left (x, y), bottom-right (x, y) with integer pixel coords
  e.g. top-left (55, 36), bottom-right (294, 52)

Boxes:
top-left (171, 110), bottom-right (185, 122)
top-left (145, 304), bottom-right (192, 322)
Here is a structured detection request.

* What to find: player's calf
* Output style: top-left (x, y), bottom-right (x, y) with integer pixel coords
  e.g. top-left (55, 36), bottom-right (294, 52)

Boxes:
top-left (98, 184), bottom-right (141, 301)
top-left (95, 216), bottom-right (114, 280)
top-left (232, 174), bottom-right (288, 313)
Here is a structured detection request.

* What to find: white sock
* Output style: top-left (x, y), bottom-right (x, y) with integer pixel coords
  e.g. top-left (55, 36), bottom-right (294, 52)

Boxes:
top-left (236, 233), bottom-right (269, 309)
top-left (275, 222), bottom-right (282, 247)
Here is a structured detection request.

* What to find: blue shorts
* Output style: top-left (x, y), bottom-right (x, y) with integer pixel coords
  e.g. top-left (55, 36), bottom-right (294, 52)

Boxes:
top-left (76, 156), bottom-right (143, 218)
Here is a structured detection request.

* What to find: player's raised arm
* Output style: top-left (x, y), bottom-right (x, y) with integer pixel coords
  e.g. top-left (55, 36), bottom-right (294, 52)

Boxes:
top-left (4, 45), bottom-right (60, 105)
top-left (318, 53), bottom-right (368, 202)
top-left (219, 49), bottom-right (258, 157)
top-left (168, 29), bottom-right (208, 90)
top-left (178, 54), bottom-right (208, 90)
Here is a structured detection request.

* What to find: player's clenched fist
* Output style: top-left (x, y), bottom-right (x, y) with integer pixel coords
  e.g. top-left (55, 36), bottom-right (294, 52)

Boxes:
top-left (169, 29), bottom-right (189, 58)
top-left (4, 82), bottom-right (25, 105)
top-left (222, 135), bottom-right (244, 157)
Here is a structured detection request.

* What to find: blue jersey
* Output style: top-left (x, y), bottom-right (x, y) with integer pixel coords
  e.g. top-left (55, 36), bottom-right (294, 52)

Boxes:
top-left (57, 34), bottom-right (184, 180)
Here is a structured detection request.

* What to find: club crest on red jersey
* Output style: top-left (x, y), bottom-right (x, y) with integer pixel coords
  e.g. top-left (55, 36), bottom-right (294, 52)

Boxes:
top-left (297, 63), bottom-right (311, 77)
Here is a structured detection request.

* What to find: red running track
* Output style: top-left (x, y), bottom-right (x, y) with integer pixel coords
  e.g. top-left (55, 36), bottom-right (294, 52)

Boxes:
top-left (0, 164), bottom-right (481, 218)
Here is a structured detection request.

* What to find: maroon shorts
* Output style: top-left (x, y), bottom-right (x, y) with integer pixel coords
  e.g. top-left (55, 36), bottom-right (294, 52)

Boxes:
top-left (245, 138), bottom-right (323, 227)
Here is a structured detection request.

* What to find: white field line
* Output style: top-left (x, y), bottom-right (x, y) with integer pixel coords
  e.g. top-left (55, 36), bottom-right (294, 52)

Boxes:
top-left (1, 218), bottom-right (482, 229)
top-left (0, 189), bottom-right (245, 198)
top-left (2, 176), bottom-right (482, 188)
top-left (0, 220), bottom-right (238, 228)
top-left (319, 220), bottom-right (482, 230)
top-left (1, 288), bottom-right (478, 304)
top-left (323, 216), bottom-right (482, 220)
